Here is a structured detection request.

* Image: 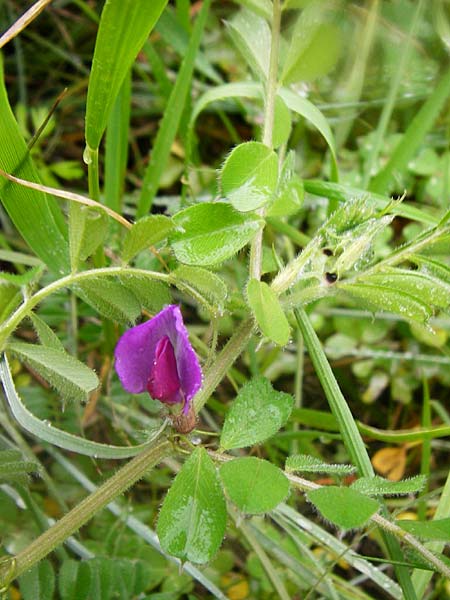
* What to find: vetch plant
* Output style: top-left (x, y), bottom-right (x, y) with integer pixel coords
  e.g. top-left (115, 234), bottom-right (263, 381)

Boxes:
top-left (0, 1), bottom-right (450, 599)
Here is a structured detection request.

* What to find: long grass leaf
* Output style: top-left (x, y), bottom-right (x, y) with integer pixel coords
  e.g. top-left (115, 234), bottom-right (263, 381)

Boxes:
top-left (0, 54), bottom-right (69, 274)
top-left (293, 307), bottom-right (417, 598)
top-left (370, 67), bottom-right (450, 194)
top-left (137, 0), bottom-right (212, 217)
top-left (85, 0), bottom-right (168, 152)
top-left (363, 0), bottom-right (425, 189)
top-left (0, 354), bottom-right (167, 459)
top-left (104, 70), bottom-right (131, 213)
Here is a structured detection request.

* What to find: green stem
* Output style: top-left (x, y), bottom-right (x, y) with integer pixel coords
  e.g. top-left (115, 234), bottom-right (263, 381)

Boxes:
top-left (194, 317), bottom-right (254, 413)
top-left (87, 147), bottom-right (101, 202)
top-left (0, 267), bottom-right (170, 349)
top-left (4, 439), bottom-right (172, 583)
top-left (293, 307), bottom-right (417, 598)
top-left (249, 0), bottom-right (281, 281)
top-left (293, 307), bottom-right (373, 476)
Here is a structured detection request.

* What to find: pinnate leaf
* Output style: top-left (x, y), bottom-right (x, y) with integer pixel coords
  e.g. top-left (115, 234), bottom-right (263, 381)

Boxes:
top-left (122, 215), bottom-right (174, 263)
top-left (220, 376), bottom-right (293, 450)
top-left (351, 475), bottom-right (427, 496)
top-left (338, 283), bottom-right (432, 323)
top-left (74, 278), bottom-right (141, 324)
top-left (307, 486), bottom-right (380, 529)
top-left (286, 454), bottom-right (356, 475)
top-left (8, 341), bottom-right (99, 403)
top-left (170, 265), bottom-right (228, 311)
top-left (170, 202), bottom-right (263, 266)
top-left (221, 141), bottom-right (278, 211)
top-left (19, 560), bottom-right (55, 600)
top-left (220, 457), bottom-right (289, 514)
top-left (397, 518), bottom-right (450, 542)
top-left (157, 448), bottom-right (226, 564)
top-left (247, 279), bottom-right (290, 345)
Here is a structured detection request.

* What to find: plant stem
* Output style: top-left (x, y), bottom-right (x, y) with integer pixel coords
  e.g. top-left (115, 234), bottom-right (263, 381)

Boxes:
top-left (194, 317), bottom-right (254, 413)
top-left (4, 439), bottom-right (172, 583)
top-left (87, 147), bottom-right (101, 202)
top-left (249, 0), bottom-right (281, 281)
top-left (0, 267), bottom-right (170, 349)
top-left (210, 450), bottom-right (450, 581)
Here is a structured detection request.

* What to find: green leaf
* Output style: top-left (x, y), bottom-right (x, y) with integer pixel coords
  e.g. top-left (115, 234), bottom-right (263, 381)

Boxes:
top-left (117, 274), bottom-right (171, 314)
top-left (0, 55), bottom-right (69, 274)
top-left (285, 454), bottom-right (356, 476)
top-left (220, 457), bottom-right (289, 514)
top-left (170, 265), bottom-right (228, 311)
top-left (88, 559), bottom-right (113, 600)
top-left (69, 204), bottom-right (108, 271)
top-left (356, 268), bottom-right (450, 311)
top-left (267, 152), bottom-right (303, 217)
top-left (137, 0), bottom-right (211, 217)
top-left (220, 376), bottom-right (294, 450)
top-left (59, 560), bottom-right (92, 600)
top-left (221, 141), bottom-right (278, 212)
top-left (0, 449), bottom-right (37, 484)
top-left (122, 215), bottom-right (174, 263)
top-left (351, 475), bottom-right (427, 497)
top-left (0, 354), bottom-right (165, 459)
top-left (104, 70), bottom-right (131, 213)
top-left (272, 95), bottom-right (292, 148)
top-left (304, 179), bottom-right (439, 226)
top-left (279, 88), bottom-right (338, 182)
top-left (74, 278), bottom-right (141, 324)
top-left (85, 0), bottom-right (167, 151)
top-left (306, 486), bottom-right (380, 529)
top-left (0, 283), bottom-right (21, 322)
top-left (157, 448), bottom-right (226, 564)
top-left (338, 283), bottom-right (433, 323)
top-left (170, 202), bottom-right (263, 266)
top-left (225, 8), bottom-right (271, 81)
top-left (282, 0), bottom-right (342, 84)
top-left (0, 265), bottom-right (43, 287)
top-left (370, 68), bottom-right (450, 194)
top-left (247, 279), bottom-right (290, 345)
top-left (19, 560), bottom-right (55, 600)
top-left (397, 518), bottom-right (450, 542)
top-left (29, 313), bottom-right (66, 352)
top-left (8, 342), bottom-right (98, 403)
top-left (412, 255), bottom-right (450, 285)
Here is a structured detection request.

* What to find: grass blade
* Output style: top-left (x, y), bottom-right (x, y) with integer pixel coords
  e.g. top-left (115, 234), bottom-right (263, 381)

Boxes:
top-left (85, 0), bottom-right (167, 152)
top-left (137, 0), bottom-right (212, 217)
top-left (363, 0), bottom-right (425, 189)
top-left (0, 54), bottom-right (69, 274)
top-left (369, 67), bottom-right (450, 194)
top-left (0, 354), bottom-right (167, 459)
top-left (104, 70), bottom-right (131, 213)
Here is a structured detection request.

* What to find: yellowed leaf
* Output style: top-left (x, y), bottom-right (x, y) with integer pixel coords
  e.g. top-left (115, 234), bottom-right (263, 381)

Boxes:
top-left (371, 446), bottom-right (407, 481)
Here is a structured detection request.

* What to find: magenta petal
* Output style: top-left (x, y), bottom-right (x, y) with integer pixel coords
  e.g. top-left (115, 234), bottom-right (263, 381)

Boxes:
top-left (147, 336), bottom-right (181, 404)
top-left (114, 305), bottom-right (202, 414)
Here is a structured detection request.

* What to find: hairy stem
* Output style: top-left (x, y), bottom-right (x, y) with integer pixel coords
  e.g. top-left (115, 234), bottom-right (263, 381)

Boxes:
top-left (2, 439), bottom-right (172, 584)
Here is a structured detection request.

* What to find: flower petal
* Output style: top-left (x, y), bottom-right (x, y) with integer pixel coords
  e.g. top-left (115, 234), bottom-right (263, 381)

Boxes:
top-left (147, 336), bottom-right (182, 404)
top-left (114, 305), bottom-right (202, 414)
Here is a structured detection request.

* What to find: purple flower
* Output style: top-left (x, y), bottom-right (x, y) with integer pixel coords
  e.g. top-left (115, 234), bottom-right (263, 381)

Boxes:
top-left (114, 305), bottom-right (202, 415)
